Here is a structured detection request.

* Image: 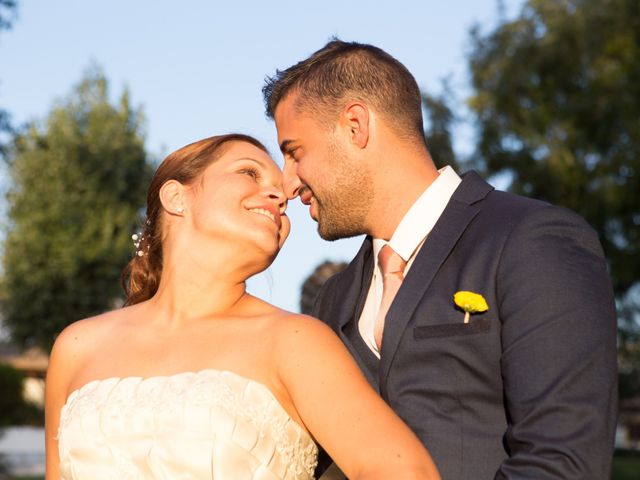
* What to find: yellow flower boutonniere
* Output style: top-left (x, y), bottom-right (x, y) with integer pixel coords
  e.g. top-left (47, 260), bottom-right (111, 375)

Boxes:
top-left (454, 291), bottom-right (489, 324)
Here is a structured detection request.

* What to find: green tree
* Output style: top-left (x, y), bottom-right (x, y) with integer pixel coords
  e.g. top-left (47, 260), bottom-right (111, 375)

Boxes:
top-left (0, 0), bottom-right (17, 160)
top-left (467, 0), bottom-right (640, 396)
top-left (300, 261), bottom-right (348, 315)
top-left (468, 0), bottom-right (639, 295)
top-left (0, 0), bottom-right (17, 30)
top-left (0, 363), bottom-right (41, 426)
top-left (0, 66), bottom-right (153, 350)
top-left (423, 86), bottom-right (460, 171)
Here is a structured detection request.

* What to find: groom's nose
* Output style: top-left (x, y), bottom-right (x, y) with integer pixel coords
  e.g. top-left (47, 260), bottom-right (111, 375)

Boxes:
top-left (282, 159), bottom-right (302, 200)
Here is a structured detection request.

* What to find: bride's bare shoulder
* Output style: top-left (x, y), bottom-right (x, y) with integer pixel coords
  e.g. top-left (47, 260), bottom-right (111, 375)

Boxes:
top-left (46, 305), bottom-right (141, 401)
top-left (51, 303), bottom-right (141, 361)
top-left (269, 311), bottom-right (342, 351)
top-left (246, 296), bottom-right (334, 336)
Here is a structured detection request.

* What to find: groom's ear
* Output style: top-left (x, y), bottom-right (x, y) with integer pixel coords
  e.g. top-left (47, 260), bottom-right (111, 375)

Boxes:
top-left (342, 102), bottom-right (370, 149)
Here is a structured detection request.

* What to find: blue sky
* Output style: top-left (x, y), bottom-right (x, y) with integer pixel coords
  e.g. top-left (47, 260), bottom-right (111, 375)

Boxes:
top-left (0, 0), bottom-right (524, 312)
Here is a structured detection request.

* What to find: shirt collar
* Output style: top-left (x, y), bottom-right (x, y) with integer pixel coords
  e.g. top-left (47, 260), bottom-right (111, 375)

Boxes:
top-left (373, 165), bottom-right (462, 266)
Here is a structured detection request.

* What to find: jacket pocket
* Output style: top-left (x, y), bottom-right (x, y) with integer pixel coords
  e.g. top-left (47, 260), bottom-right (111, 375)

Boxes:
top-left (413, 316), bottom-right (491, 339)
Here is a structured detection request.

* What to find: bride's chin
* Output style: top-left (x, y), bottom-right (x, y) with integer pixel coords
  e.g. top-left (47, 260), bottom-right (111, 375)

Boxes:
top-left (247, 229), bottom-right (284, 254)
top-left (256, 245), bottom-right (281, 265)
top-left (239, 239), bottom-right (280, 265)
top-left (240, 252), bottom-right (278, 279)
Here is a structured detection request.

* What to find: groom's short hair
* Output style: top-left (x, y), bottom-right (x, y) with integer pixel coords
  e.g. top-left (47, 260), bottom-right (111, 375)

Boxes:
top-left (263, 39), bottom-right (426, 145)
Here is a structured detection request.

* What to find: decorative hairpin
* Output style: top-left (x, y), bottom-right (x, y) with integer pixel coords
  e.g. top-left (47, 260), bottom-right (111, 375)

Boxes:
top-left (132, 233), bottom-right (147, 257)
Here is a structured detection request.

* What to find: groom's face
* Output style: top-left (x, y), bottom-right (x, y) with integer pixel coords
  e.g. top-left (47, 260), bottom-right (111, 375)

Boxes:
top-left (274, 94), bottom-right (373, 240)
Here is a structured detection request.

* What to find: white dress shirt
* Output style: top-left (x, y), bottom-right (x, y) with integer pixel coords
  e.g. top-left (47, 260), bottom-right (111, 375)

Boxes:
top-left (357, 166), bottom-right (462, 357)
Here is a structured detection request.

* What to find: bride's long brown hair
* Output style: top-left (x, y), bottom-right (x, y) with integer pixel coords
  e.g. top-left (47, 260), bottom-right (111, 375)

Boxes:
top-left (120, 133), bottom-right (269, 306)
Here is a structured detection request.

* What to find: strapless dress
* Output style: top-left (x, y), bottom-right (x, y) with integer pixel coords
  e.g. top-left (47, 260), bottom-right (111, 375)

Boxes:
top-left (57, 369), bottom-right (318, 479)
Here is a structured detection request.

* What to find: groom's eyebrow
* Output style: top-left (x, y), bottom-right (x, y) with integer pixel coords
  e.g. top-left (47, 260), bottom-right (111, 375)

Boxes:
top-left (279, 140), bottom-right (294, 155)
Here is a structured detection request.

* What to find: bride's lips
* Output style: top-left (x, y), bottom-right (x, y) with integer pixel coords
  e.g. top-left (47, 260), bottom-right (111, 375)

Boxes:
top-left (247, 203), bottom-right (282, 229)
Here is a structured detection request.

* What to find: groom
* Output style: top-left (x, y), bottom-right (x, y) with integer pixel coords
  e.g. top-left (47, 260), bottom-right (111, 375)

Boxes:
top-left (263, 40), bottom-right (618, 479)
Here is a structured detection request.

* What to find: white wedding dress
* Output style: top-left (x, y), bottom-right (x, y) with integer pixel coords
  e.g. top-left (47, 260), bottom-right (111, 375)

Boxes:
top-left (57, 369), bottom-right (318, 479)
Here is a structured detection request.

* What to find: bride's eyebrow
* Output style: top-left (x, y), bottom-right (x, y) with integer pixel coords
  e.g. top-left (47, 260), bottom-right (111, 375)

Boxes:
top-left (233, 157), bottom-right (282, 181)
top-left (233, 157), bottom-right (269, 169)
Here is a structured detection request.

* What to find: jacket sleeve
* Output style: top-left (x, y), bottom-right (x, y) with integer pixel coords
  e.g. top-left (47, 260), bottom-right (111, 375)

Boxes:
top-left (494, 206), bottom-right (618, 480)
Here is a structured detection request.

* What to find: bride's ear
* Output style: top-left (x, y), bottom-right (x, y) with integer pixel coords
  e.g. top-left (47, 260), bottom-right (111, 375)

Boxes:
top-left (159, 180), bottom-right (187, 216)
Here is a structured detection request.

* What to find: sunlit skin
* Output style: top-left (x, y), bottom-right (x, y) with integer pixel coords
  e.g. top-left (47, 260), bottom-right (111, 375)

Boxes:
top-left (275, 97), bottom-right (373, 241)
top-left (154, 141), bottom-right (291, 316)
top-left (45, 141), bottom-right (440, 479)
top-left (274, 92), bottom-right (441, 241)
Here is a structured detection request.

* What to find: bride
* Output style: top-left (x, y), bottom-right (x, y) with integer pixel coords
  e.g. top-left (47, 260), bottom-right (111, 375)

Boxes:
top-left (45, 133), bottom-right (440, 479)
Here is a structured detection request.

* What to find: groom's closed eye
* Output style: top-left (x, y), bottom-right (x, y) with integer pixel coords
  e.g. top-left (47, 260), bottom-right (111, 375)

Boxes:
top-left (280, 141), bottom-right (300, 160)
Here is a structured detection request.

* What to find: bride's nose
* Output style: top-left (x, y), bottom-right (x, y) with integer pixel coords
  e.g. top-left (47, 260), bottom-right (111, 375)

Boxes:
top-left (263, 186), bottom-right (288, 214)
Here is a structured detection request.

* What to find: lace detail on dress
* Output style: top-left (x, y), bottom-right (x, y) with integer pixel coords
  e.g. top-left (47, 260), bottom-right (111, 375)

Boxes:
top-left (58, 369), bottom-right (318, 479)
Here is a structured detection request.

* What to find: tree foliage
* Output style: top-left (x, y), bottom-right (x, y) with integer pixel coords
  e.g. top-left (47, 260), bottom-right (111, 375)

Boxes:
top-left (468, 0), bottom-right (639, 298)
top-left (0, 0), bottom-right (17, 161)
top-left (467, 0), bottom-right (640, 398)
top-left (0, 0), bottom-right (16, 30)
top-left (300, 261), bottom-right (348, 315)
top-left (0, 66), bottom-right (153, 350)
top-left (0, 363), bottom-right (41, 426)
top-left (423, 87), bottom-right (460, 172)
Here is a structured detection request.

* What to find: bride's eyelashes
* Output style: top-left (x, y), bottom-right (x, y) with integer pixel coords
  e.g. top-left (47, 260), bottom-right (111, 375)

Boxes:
top-left (238, 167), bottom-right (261, 181)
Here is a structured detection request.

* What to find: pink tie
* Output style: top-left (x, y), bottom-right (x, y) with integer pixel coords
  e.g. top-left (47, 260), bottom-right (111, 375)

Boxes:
top-left (374, 245), bottom-right (407, 350)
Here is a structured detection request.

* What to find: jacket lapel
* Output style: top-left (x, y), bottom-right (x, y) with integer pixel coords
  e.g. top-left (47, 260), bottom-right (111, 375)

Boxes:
top-left (325, 238), bottom-right (377, 385)
top-left (329, 237), bottom-right (373, 326)
top-left (378, 172), bottom-right (493, 396)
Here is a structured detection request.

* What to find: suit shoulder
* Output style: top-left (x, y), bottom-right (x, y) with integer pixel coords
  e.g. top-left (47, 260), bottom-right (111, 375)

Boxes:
top-left (321, 268), bottom-right (344, 292)
top-left (483, 188), bottom-right (551, 214)
top-left (481, 189), bottom-right (594, 233)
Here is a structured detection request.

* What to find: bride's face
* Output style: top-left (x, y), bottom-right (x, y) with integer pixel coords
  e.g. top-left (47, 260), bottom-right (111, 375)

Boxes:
top-left (184, 141), bottom-right (290, 259)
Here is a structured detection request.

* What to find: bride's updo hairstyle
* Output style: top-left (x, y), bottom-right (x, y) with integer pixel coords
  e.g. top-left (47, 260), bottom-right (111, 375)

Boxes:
top-left (121, 133), bottom-right (269, 306)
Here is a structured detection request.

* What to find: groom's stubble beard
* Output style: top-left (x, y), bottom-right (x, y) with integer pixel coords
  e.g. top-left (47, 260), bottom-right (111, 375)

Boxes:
top-left (315, 140), bottom-right (374, 241)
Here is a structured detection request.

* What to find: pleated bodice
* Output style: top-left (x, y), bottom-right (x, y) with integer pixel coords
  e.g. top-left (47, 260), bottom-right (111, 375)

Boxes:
top-left (57, 369), bottom-right (318, 479)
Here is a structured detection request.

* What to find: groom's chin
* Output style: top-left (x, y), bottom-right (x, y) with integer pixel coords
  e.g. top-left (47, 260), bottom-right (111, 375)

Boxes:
top-left (317, 222), bottom-right (363, 242)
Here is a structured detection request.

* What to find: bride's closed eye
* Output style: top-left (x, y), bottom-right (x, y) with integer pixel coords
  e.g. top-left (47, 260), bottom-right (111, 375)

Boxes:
top-left (239, 167), bottom-right (261, 181)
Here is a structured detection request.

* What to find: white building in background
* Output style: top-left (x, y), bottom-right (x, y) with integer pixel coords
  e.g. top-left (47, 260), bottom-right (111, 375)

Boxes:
top-left (0, 343), bottom-right (47, 406)
top-left (0, 342), bottom-right (48, 477)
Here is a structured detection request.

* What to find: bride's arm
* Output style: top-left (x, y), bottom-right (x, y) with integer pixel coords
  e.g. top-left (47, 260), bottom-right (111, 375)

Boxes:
top-left (45, 337), bottom-right (65, 479)
top-left (45, 321), bottom-right (88, 480)
top-left (274, 314), bottom-right (440, 480)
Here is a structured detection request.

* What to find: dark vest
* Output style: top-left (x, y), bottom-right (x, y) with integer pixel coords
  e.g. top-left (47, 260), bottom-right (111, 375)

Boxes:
top-left (343, 319), bottom-right (380, 393)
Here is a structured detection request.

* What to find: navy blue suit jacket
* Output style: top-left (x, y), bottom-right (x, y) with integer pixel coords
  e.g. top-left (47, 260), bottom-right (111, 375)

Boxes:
top-left (313, 172), bottom-right (617, 479)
